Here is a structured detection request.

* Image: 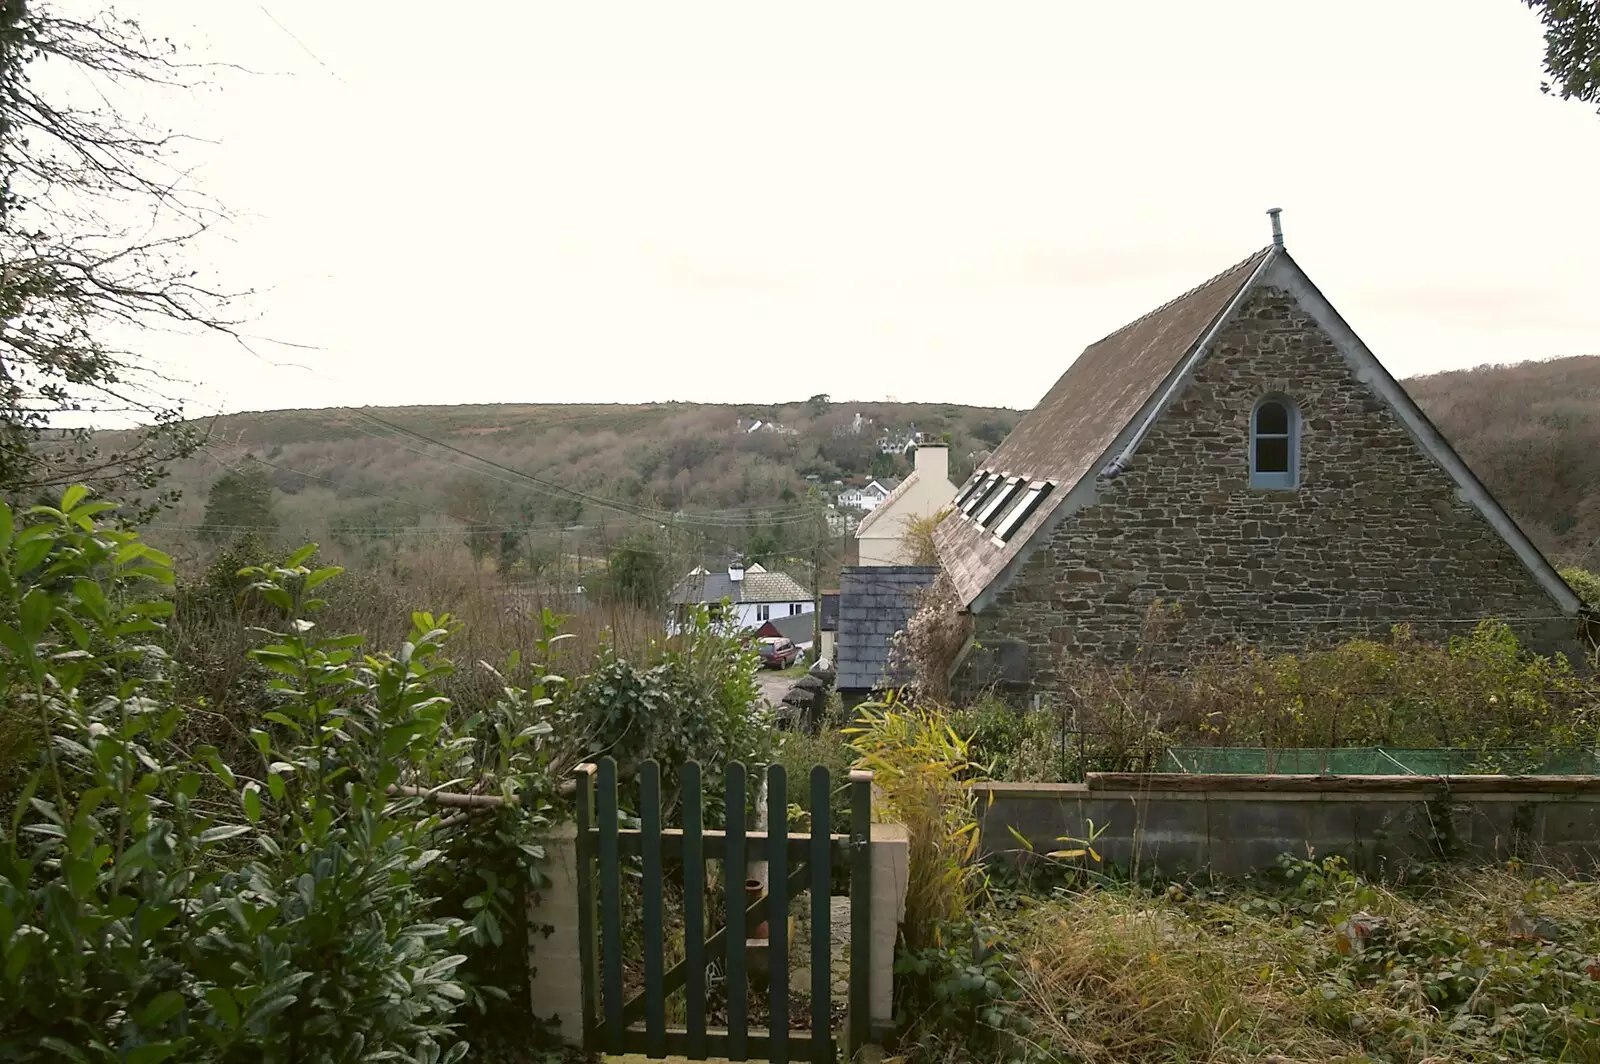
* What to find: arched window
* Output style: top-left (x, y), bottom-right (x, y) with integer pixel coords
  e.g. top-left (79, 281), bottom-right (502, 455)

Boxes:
top-left (1250, 398), bottom-right (1298, 489)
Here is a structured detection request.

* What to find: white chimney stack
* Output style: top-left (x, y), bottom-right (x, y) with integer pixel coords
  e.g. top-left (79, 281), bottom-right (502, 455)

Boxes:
top-left (914, 443), bottom-right (949, 480)
top-left (728, 557), bottom-right (745, 583)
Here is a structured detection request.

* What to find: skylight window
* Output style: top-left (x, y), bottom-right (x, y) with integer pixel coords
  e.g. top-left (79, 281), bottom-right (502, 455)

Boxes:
top-left (975, 477), bottom-right (1022, 527)
top-left (952, 473), bottom-right (985, 509)
top-left (961, 473), bottom-right (1000, 515)
top-left (992, 482), bottom-right (1054, 542)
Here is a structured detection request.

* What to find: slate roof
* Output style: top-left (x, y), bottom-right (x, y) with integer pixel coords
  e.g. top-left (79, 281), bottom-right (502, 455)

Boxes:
top-left (756, 612), bottom-right (815, 645)
top-left (934, 247), bottom-right (1273, 608)
top-left (667, 568), bottom-right (811, 605)
top-left (835, 565), bottom-right (939, 691)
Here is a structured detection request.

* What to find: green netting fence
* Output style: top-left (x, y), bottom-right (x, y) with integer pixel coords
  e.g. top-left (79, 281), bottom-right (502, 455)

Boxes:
top-left (1161, 747), bottom-right (1600, 776)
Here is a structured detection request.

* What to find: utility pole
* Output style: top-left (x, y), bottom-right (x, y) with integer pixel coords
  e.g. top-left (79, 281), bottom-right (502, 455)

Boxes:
top-left (808, 486), bottom-right (825, 664)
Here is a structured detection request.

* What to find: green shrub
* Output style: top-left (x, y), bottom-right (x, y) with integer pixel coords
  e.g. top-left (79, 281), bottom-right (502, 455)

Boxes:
top-left (562, 606), bottom-right (771, 823)
top-left (951, 698), bottom-right (1061, 782)
top-left (775, 727), bottom-right (855, 830)
top-left (0, 490), bottom-right (562, 1062)
top-left (0, 489), bottom-right (243, 1060)
top-left (1560, 565), bottom-right (1600, 609)
top-left (1043, 618), bottom-right (1600, 775)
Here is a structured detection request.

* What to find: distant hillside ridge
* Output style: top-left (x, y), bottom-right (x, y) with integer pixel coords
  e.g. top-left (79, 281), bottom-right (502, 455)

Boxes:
top-left (148, 399), bottom-right (1019, 545)
top-left (134, 357), bottom-right (1600, 570)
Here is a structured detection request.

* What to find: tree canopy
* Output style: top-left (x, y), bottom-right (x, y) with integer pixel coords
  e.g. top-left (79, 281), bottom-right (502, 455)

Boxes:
top-left (200, 462), bottom-right (275, 541)
top-left (1524, 0), bottom-right (1600, 110)
top-left (604, 535), bottom-right (668, 607)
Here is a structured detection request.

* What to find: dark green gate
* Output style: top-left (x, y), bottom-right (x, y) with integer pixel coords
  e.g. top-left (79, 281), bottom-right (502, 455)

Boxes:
top-left (573, 757), bottom-right (873, 1062)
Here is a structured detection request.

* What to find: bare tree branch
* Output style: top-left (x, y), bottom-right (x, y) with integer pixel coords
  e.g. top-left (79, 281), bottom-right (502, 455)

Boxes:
top-left (2, 1), bottom-right (243, 512)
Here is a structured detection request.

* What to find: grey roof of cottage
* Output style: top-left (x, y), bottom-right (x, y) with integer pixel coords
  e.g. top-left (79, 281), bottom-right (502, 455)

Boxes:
top-left (932, 242), bottom-right (1581, 619)
top-left (934, 247), bottom-right (1274, 608)
top-left (835, 565), bottom-right (939, 691)
top-left (667, 568), bottom-right (811, 605)
top-left (758, 612), bottom-right (815, 645)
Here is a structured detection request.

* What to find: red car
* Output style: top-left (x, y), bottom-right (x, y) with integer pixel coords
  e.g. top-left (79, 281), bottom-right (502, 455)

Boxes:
top-left (758, 637), bottom-right (800, 669)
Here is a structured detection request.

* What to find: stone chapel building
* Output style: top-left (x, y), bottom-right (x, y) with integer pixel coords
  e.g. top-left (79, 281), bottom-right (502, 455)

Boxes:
top-left (933, 220), bottom-right (1581, 697)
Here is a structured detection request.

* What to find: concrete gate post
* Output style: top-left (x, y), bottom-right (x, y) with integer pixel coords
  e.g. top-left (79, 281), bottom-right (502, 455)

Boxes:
top-left (525, 822), bottom-right (585, 1047)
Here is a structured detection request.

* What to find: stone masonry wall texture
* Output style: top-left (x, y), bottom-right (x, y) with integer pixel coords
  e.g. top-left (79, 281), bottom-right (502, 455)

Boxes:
top-left (965, 284), bottom-right (1572, 697)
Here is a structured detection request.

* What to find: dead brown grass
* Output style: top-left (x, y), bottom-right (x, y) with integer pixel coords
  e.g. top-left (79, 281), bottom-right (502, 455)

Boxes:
top-left (1010, 893), bottom-right (1359, 1064)
top-left (997, 867), bottom-right (1600, 1064)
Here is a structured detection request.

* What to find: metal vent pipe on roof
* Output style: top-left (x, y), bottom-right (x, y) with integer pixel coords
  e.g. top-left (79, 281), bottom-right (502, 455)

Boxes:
top-left (1267, 207), bottom-right (1284, 249)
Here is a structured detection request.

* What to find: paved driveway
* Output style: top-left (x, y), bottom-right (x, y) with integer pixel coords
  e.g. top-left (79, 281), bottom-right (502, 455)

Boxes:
top-left (756, 668), bottom-right (793, 710)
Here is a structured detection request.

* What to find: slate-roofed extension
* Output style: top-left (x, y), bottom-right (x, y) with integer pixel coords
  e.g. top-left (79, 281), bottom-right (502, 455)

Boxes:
top-left (666, 568), bottom-right (810, 605)
top-left (835, 565), bottom-right (939, 692)
top-left (755, 612), bottom-right (815, 646)
top-left (935, 248), bottom-right (1273, 608)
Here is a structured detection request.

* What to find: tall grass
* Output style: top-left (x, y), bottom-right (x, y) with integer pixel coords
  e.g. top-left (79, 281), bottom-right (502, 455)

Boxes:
top-left (995, 863), bottom-right (1600, 1064)
top-left (1010, 892), bottom-right (1355, 1063)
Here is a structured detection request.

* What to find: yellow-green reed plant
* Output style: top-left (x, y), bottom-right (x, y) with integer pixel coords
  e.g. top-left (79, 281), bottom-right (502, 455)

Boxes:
top-left (845, 690), bottom-right (983, 950)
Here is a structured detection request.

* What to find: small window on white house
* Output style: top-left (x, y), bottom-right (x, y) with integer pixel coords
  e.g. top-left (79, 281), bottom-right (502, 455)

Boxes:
top-left (756, 604), bottom-right (771, 622)
top-left (962, 473), bottom-right (1001, 515)
top-left (975, 477), bottom-right (1023, 528)
top-left (789, 603), bottom-right (803, 616)
top-left (1250, 398), bottom-right (1299, 489)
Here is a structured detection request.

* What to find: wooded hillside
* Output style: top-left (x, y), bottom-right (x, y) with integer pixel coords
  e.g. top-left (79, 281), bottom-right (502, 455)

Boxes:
top-left (1409, 355), bottom-right (1600, 567)
top-left (135, 399), bottom-right (1017, 574)
top-left (125, 356), bottom-right (1600, 571)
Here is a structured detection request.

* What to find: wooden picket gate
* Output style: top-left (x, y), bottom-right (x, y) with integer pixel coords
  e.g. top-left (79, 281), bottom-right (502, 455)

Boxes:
top-left (573, 757), bottom-right (872, 1062)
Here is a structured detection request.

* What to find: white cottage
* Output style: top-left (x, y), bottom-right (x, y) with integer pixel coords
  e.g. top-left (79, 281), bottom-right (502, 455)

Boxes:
top-left (665, 559), bottom-right (814, 634)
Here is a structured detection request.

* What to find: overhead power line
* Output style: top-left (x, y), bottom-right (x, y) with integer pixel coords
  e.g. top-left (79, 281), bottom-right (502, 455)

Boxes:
top-left (351, 411), bottom-right (829, 533)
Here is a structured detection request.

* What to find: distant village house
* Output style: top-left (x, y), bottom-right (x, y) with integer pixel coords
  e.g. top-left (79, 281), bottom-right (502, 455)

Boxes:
top-left (665, 559), bottom-right (814, 635)
top-left (876, 426), bottom-right (924, 455)
top-left (837, 478), bottom-right (900, 512)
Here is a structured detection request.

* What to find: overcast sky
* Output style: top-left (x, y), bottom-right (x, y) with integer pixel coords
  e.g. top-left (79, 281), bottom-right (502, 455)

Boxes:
top-left (123, 1), bottom-right (1600, 417)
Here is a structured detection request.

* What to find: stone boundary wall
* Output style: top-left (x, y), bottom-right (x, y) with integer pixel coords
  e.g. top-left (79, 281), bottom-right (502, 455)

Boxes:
top-left (975, 774), bottom-right (1600, 877)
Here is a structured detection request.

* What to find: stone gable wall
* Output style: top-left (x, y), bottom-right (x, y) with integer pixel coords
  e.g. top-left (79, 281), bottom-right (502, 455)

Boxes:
top-left (959, 285), bottom-right (1573, 698)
